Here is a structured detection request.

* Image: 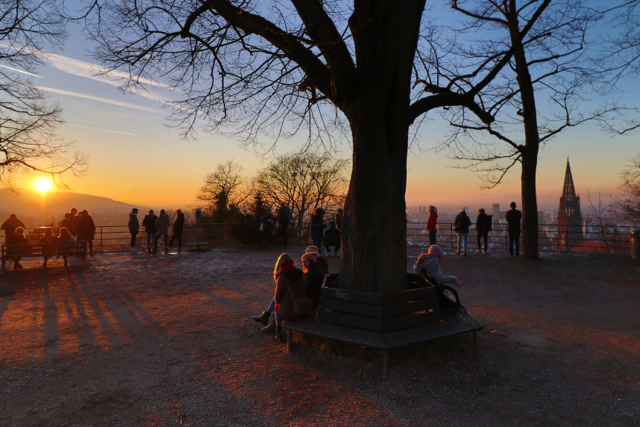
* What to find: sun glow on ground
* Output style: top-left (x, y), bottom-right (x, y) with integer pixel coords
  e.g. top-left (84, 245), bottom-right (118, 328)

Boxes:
top-left (35, 177), bottom-right (53, 193)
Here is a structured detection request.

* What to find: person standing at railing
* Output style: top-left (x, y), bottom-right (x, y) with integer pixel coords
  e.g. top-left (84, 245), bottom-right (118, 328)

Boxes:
top-left (475, 208), bottom-right (490, 255)
top-left (169, 209), bottom-right (185, 252)
top-left (453, 209), bottom-right (471, 256)
top-left (505, 202), bottom-right (522, 258)
top-left (155, 210), bottom-right (170, 254)
top-left (426, 206), bottom-right (438, 246)
top-left (142, 210), bottom-right (158, 252)
top-left (1, 214), bottom-right (25, 243)
top-left (76, 210), bottom-right (96, 256)
top-left (128, 208), bottom-right (140, 252)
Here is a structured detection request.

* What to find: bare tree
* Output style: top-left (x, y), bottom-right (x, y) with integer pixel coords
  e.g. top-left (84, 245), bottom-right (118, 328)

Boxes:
top-left (0, 0), bottom-right (87, 189)
top-left (613, 154), bottom-right (640, 223)
top-left (431, 0), bottom-right (613, 259)
top-left (197, 160), bottom-right (248, 220)
top-left (82, 0), bottom-right (528, 292)
top-left (252, 152), bottom-right (348, 239)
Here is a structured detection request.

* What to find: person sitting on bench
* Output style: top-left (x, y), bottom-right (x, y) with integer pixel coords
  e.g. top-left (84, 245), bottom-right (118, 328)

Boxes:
top-left (56, 227), bottom-right (76, 265)
top-left (413, 245), bottom-right (461, 288)
top-left (38, 228), bottom-right (58, 268)
top-left (5, 227), bottom-right (31, 270)
top-left (304, 246), bottom-right (329, 275)
top-left (252, 253), bottom-right (307, 342)
top-left (301, 251), bottom-right (326, 306)
top-left (322, 221), bottom-right (341, 256)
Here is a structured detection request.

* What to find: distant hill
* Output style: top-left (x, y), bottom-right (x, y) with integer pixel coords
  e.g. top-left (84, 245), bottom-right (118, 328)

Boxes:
top-left (0, 189), bottom-right (151, 227)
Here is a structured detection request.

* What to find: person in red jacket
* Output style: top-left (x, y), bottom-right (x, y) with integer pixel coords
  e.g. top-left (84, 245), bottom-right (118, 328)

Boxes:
top-left (426, 206), bottom-right (438, 246)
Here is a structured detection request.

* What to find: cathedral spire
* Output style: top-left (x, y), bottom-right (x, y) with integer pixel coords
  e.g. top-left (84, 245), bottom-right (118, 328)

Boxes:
top-left (561, 158), bottom-right (577, 202)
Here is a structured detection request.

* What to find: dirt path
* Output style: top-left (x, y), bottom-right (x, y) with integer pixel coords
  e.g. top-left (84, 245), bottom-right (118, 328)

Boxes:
top-left (0, 247), bottom-right (638, 426)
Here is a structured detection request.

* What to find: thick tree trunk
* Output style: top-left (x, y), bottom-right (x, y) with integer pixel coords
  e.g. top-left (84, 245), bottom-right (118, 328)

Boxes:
top-left (520, 148), bottom-right (539, 259)
top-left (339, 109), bottom-right (409, 293)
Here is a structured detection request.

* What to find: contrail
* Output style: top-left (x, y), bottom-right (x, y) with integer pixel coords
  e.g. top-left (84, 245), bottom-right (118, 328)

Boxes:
top-left (0, 64), bottom-right (41, 78)
top-left (65, 123), bottom-right (137, 136)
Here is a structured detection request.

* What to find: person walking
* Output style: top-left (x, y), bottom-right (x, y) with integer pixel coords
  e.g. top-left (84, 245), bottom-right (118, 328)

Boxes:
top-left (1, 214), bottom-right (25, 243)
top-left (76, 210), bottom-right (96, 256)
top-left (169, 209), bottom-right (185, 252)
top-left (453, 209), bottom-right (471, 256)
top-left (309, 207), bottom-right (325, 255)
top-left (475, 208), bottom-right (489, 255)
top-left (155, 209), bottom-right (171, 253)
top-left (128, 208), bottom-right (140, 252)
top-left (505, 202), bottom-right (522, 257)
top-left (142, 210), bottom-right (158, 252)
top-left (426, 206), bottom-right (438, 246)
top-left (276, 202), bottom-right (291, 247)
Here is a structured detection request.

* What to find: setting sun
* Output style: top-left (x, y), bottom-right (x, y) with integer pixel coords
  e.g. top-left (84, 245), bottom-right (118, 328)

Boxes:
top-left (35, 177), bottom-right (53, 193)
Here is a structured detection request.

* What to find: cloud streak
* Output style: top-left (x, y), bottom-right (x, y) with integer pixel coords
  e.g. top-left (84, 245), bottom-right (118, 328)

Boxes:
top-left (36, 86), bottom-right (163, 114)
top-left (64, 123), bottom-right (137, 136)
top-left (0, 64), bottom-right (41, 78)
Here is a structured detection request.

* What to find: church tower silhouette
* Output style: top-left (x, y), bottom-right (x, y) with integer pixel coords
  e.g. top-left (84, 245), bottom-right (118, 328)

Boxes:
top-left (557, 158), bottom-right (583, 250)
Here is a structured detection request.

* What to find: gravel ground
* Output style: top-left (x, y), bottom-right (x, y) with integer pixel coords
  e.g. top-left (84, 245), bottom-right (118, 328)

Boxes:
top-left (0, 246), bottom-right (638, 426)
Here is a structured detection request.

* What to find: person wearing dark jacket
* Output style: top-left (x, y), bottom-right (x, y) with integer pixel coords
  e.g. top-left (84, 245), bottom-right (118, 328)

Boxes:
top-left (453, 209), bottom-right (471, 256)
top-left (38, 228), bottom-right (58, 267)
top-left (169, 209), bottom-right (185, 251)
top-left (323, 220), bottom-right (341, 256)
top-left (6, 227), bottom-right (31, 270)
top-left (128, 208), bottom-right (140, 252)
top-left (142, 210), bottom-right (158, 252)
top-left (154, 210), bottom-right (171, 253)
top-left (76, 210), bottom-right (96, 256)
top-left (309, 207), bottom-right (325, 254)
top-left (475, 208), bottom-right (490, 255)
top-left (505, 202), bottom-right (522, 257)
top-left (252, 253), bottom-right (308, 341)
top-left (301, 252), bottom-right (325, 306)
top-left (1, 214), bottom-right (25, 243)
top-left (276, 203), bottom-right (291, 247)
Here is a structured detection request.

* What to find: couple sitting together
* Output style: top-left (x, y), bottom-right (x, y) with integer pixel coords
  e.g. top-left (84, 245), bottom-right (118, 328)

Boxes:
top-left (251, 246), bottom-right (329, 342)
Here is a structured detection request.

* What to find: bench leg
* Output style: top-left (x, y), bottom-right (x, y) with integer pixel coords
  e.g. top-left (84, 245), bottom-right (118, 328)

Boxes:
top-left (383, 350), bottom-right (389, 378)
top-left (286, 329), bottom-right (293, 354)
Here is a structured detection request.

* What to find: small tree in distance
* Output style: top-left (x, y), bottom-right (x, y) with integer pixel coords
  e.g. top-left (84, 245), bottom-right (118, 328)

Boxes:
top-left (252, 152), bottom-right (348, 240)
top-left (197, 161), bottom-right (249, 222)
top-left (613, 154), bottom-right (640, 224)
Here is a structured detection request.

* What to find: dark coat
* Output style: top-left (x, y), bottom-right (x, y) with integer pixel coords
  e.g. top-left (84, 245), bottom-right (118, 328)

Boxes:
top-left (172, 213), bottom-right (185, 236)
top-left (128, 213), bottom-right (139, 234)
top-left (38, 235), bottom-right (58, 255)
top-left (5, 234), bottom-right (31, 256)
top-left (476, 212), bottom-right (489, 233)
top-left (275, 268), bottom-right (307, 321)
top-left (59, 214), bottom-right (76, 235)
top-left (76, 214), bottom-right (96, 241)
top-left (155, 214), bottom-right (170, 236)
top-left (310, 215), bottom-right (324, 237)
top-left (304, 261), bottom-right (325, 306)
top-left (323, 226), bottom-right (341, 246)
top-left (505, 208), bottom-right (522, 231)
top-left (453, 211), bottom-right (471, 233)
top-left (1, 217), bottom-right (25, 236)
top-left (142, 214), bottom-right (158, 234)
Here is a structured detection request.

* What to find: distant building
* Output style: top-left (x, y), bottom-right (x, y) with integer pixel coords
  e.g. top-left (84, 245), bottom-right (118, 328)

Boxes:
top-left (538, 210), bottom-right (544, 223)
top-left (492, 204), bottom-right (500, 223)
top-left (557, 159), bottom-right (583, 251)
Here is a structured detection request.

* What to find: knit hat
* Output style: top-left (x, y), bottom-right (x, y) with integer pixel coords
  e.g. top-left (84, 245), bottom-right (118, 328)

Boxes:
top-left (427, 245), bottom-right (444, 257)
top-left (329, 220), bottom-right (336, 227)
top-left (301, 252), bottom-right (317, 264)
top-left (305, 246), bottom-right (319, 254)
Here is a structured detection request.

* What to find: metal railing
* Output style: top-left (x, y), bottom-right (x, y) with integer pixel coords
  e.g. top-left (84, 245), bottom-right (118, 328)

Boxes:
top-left (10, 221), bottom-right (635, 255)
top-left (407, 222), bottom-right (634, 255)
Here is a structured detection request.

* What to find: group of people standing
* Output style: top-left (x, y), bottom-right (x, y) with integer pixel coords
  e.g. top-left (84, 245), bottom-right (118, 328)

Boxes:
top-left (128, 208), bottom-right (185, 253)
top-left (426, 202), bottom-right (522, 257)
top-left (260, 204), bottom-right (344, 256)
